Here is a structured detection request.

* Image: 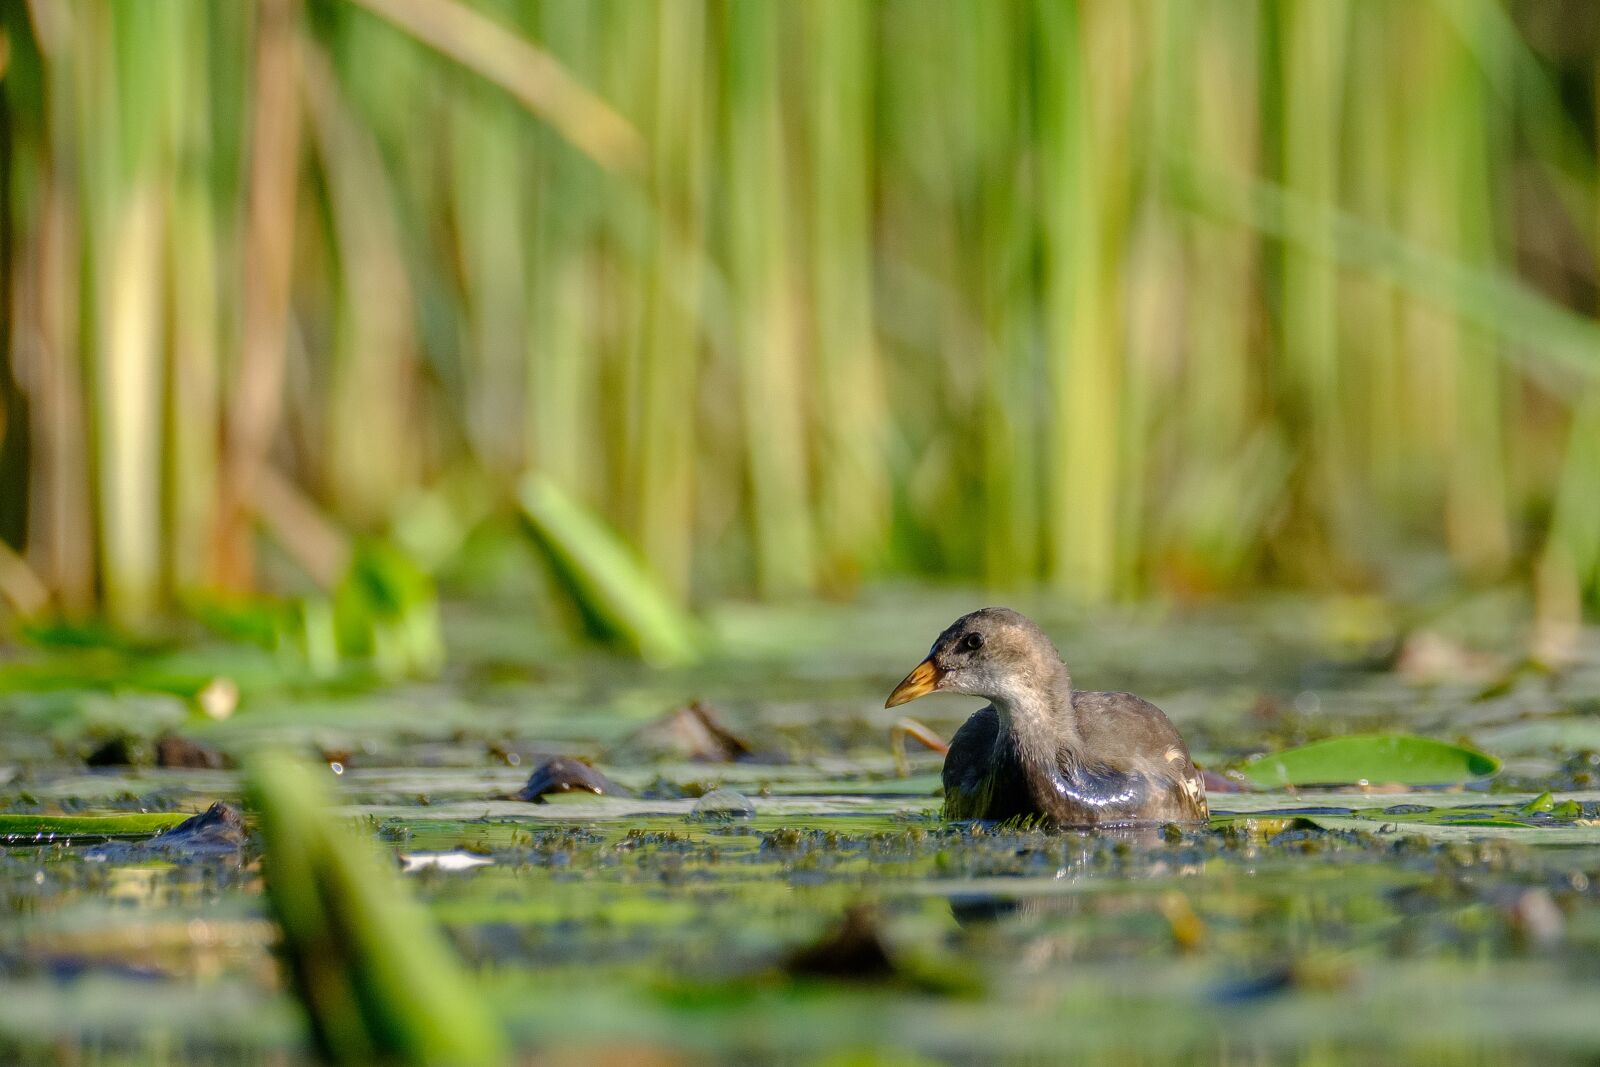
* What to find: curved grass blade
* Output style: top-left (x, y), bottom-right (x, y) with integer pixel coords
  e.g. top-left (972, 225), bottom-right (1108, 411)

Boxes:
top-left (517, 474), bottom-right (702, 667)
top-left (247, 754), bottom-right (508, 1066)
top-left (345, 0), bottom-right (642, 172)
top-left (1173, 165), bottom-right (1600, 386)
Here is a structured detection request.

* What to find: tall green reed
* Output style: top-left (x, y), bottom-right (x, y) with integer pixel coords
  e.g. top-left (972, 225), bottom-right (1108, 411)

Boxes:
top-left (723, 0), bottom-right (815, 598)
top-left (2, 0), bottom-right (1599, 637)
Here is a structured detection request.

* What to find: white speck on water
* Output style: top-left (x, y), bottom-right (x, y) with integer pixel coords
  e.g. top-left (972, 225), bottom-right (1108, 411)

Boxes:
top-left (399, 851), bottom-right (494, 873)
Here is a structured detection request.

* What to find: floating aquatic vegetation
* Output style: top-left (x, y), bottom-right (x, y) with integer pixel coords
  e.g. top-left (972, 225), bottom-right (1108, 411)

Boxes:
top-left (0, 811), bottom-right (192, 845)
top-left (2, 598), bottom-right (1599, 1064)
top-left (24, 802), bottom-right (249, 859)
top-left (1240, 734), bottom-right (1501, 788)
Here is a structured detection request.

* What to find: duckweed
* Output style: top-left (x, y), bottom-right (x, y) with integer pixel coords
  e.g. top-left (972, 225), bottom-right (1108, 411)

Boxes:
top-left (3, 599), bottom-right (1600, 1063)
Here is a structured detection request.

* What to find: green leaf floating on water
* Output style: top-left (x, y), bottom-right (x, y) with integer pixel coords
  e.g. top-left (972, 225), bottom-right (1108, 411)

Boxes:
top-left (1240, 734), bottom-right (1501, 788)
top-left (247, 754), bottom-right (507, 1067)
top-left (518, 474), bottom-right (701, 666)
top-left (1521, 791), bottom-right (1556, 814)
top-left (0, 812), bottom-right (191, 842)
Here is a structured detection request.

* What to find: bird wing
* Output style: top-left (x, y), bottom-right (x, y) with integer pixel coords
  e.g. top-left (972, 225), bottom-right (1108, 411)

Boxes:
top-left (1070, 691), bottom-right (1195, 770)
top-left (1067, 691), bottom-right (1208, 823)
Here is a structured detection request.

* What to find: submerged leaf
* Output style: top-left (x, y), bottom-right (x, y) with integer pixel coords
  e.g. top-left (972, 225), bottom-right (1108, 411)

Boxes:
top-left (518, 475), bottom-right (701, 666)
top-left (1240, 734), bottom-right (1501, 788)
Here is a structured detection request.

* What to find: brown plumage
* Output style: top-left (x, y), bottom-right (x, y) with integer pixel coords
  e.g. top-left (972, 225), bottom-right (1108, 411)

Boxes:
top-left (886, 607), bottom-right (1208, 828)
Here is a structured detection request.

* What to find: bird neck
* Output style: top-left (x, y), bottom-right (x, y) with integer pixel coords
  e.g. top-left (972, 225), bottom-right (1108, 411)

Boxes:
top-left (990, 659), bottom-right (1079, 773)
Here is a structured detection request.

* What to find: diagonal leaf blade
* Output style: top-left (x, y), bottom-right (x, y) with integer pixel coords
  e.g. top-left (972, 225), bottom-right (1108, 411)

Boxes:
top-left (518, 474), bottom-right (702, 667)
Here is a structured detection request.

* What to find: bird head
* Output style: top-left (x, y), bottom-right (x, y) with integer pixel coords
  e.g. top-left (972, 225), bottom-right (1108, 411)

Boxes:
top-left (885, 607), bottom-right (1064, 708)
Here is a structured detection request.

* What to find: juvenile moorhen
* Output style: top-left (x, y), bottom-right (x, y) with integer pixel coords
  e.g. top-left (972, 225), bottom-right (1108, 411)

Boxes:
top-left (886, 607), bottom-right (1208, 828)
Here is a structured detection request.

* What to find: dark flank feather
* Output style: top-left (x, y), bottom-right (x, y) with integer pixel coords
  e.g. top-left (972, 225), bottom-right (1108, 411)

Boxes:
top-left (941, 695), bottom-right (1207, 827)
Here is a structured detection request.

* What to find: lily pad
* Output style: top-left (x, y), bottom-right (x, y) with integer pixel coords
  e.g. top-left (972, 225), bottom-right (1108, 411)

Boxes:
top-left (1240, 734), bottom-right (1500, 788)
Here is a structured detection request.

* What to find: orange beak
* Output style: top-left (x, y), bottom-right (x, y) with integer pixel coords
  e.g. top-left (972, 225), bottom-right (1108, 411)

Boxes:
top-left (885, 656), bottom-right (944, 708)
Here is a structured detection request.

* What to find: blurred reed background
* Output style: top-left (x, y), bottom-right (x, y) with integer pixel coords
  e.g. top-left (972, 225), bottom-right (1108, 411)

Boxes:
top-left (2, 0), bottom-right (1599, 639)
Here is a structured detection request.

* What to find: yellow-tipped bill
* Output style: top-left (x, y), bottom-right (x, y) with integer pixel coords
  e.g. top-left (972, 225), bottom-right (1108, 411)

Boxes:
top-left (885, 657), bottom-right (943, 708)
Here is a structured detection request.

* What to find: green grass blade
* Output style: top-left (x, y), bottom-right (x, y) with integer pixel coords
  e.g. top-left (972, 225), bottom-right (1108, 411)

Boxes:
top-left (247, 753), bottom-right (508, 1067)
top-left (518, 474), bottom-right (701, 666)
top-left (1175, 165), bottom-right (1600, 385)
top-left (723, 0), bottom-right (816, 598)
top-left (345, 0), bottom-right (641, 171)
top-left (808, 0), bottom-right (888, 585)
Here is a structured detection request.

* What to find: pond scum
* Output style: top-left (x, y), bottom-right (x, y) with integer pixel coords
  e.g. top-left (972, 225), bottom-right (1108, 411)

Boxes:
top-left (1, 597), bottom-right (1599, 1064)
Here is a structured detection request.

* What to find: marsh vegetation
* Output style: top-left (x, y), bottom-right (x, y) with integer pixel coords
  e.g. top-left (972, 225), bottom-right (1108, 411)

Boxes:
top-left (5, 2), bottom-right (1600, 1063)
top-left (2, 595), bottom-right (1600, 1063)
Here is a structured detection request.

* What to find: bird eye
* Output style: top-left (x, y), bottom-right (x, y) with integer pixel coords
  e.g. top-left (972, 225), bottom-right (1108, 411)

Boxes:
top-left (961, 632), bottom-right (983, 652)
